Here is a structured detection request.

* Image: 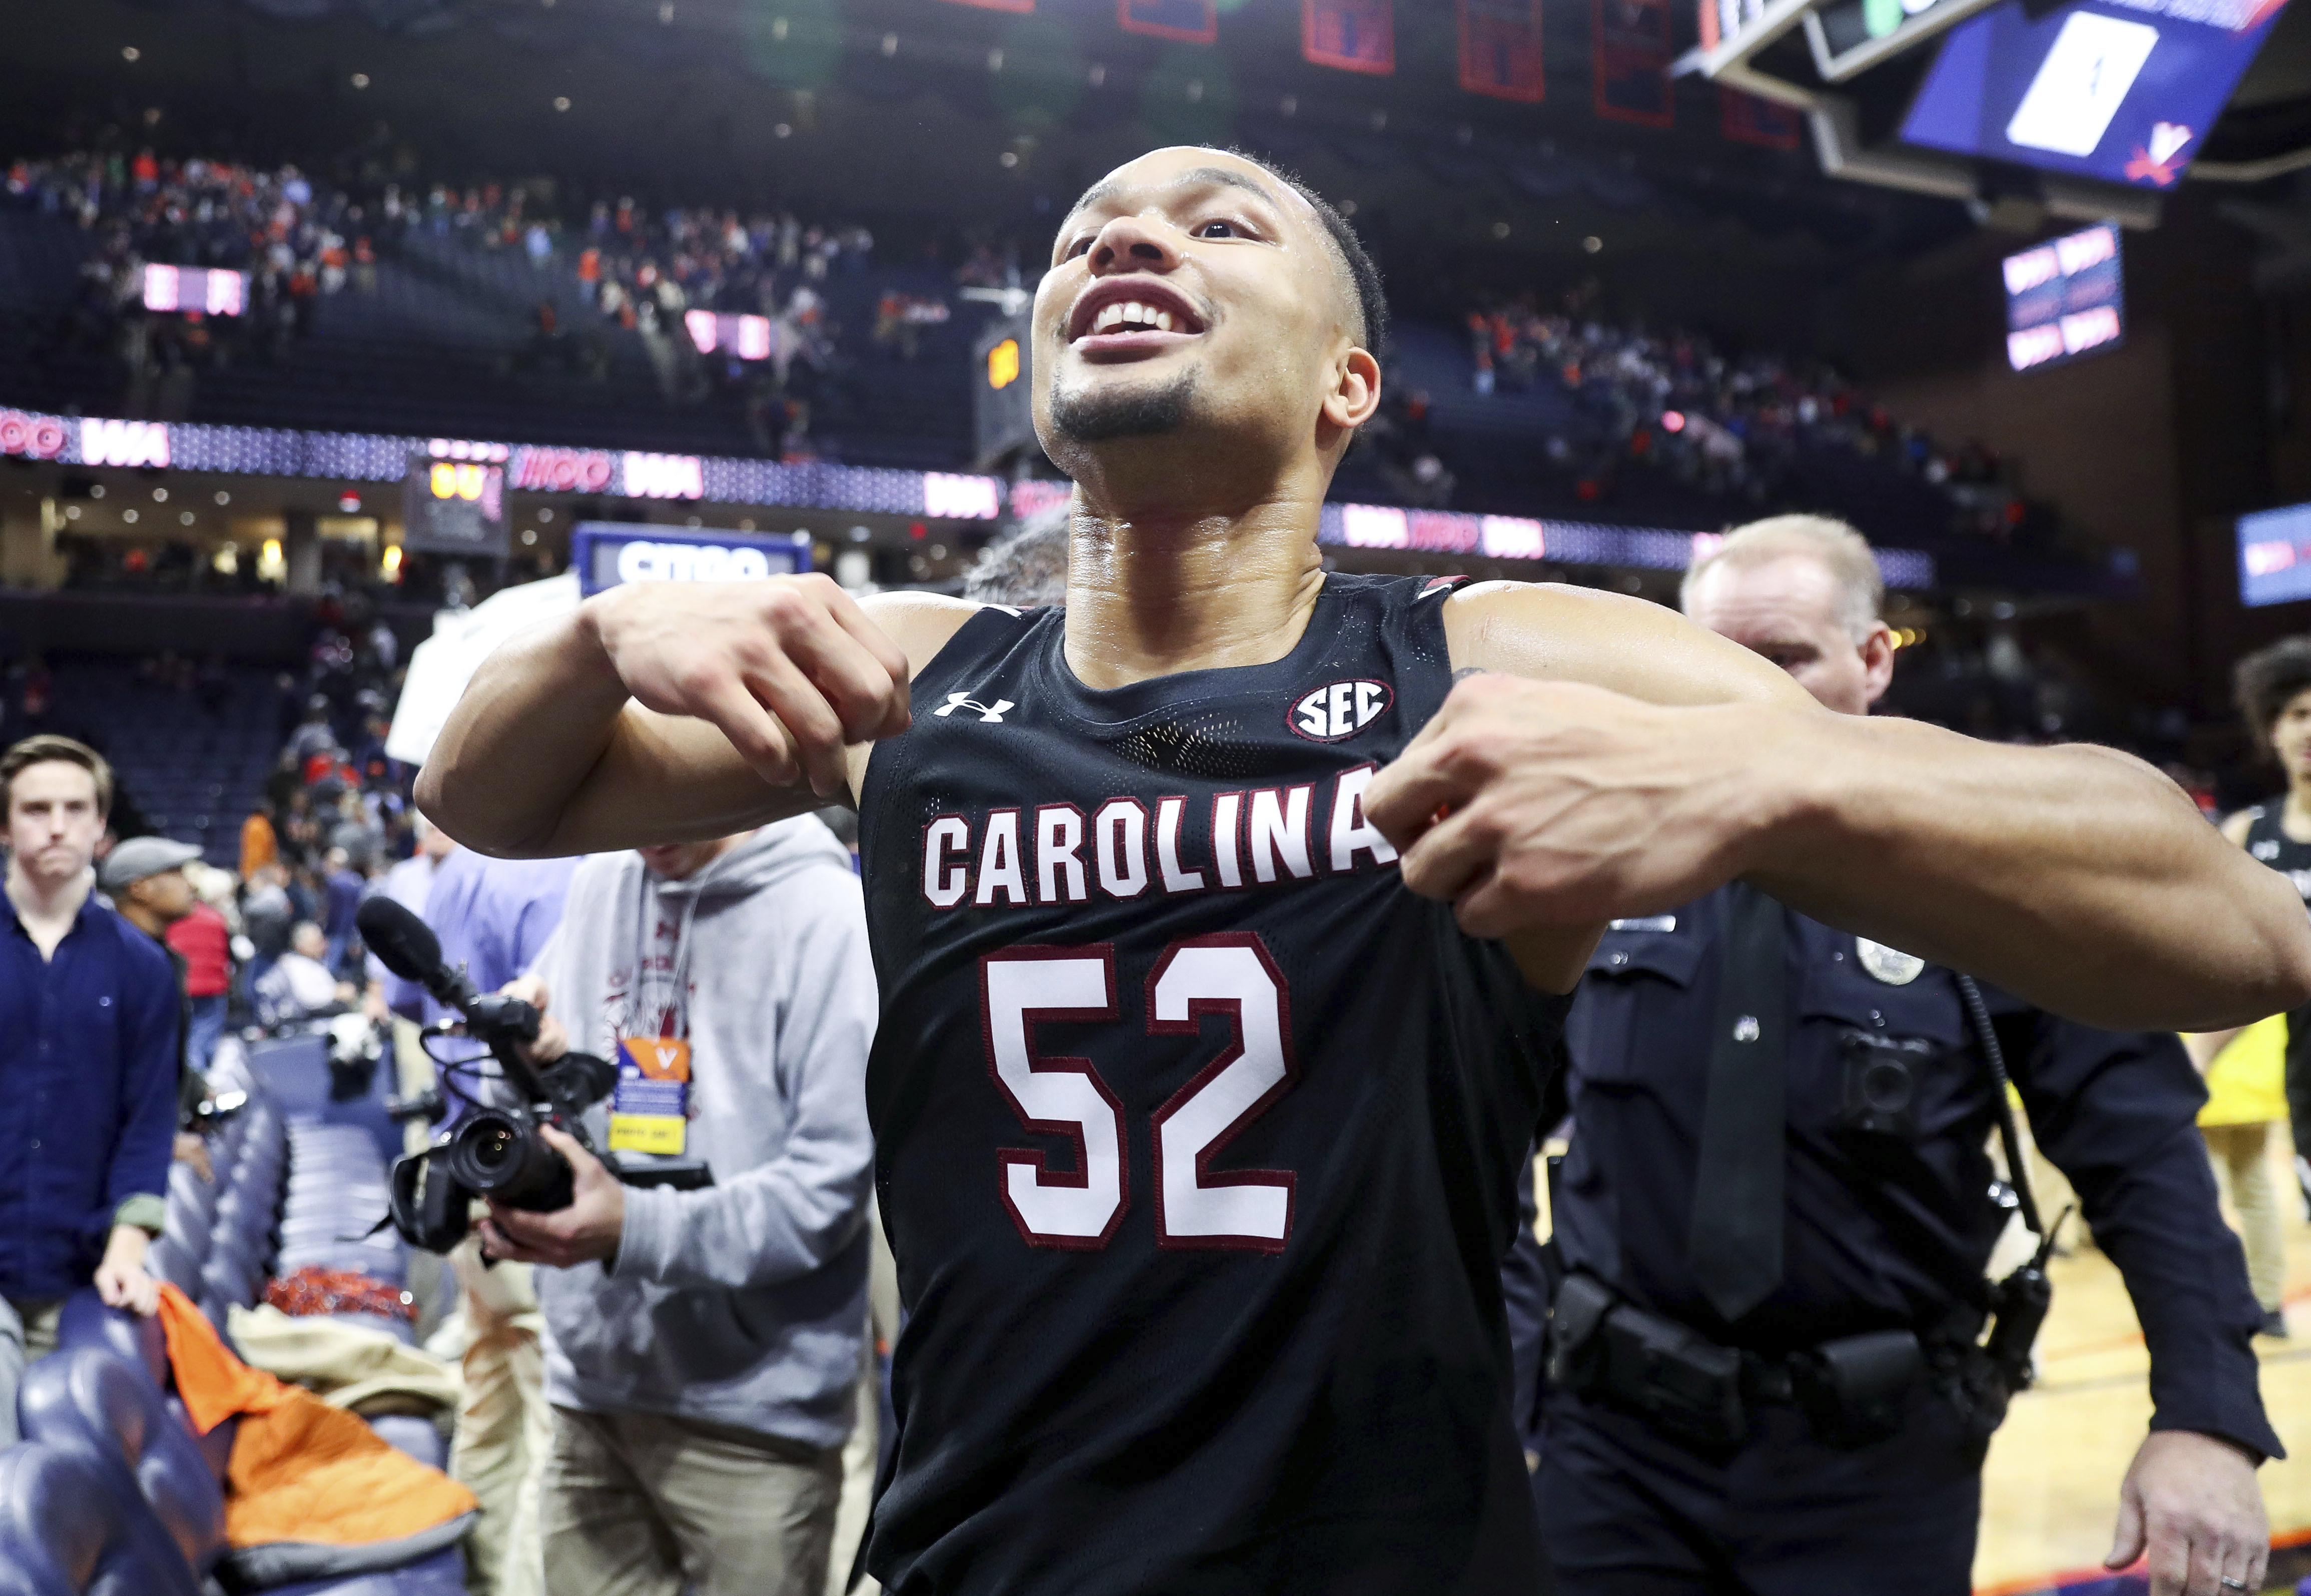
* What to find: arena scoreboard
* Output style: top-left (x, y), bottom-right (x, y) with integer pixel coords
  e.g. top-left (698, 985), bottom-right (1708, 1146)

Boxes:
top-left (403, 445), bottom-right (509, 557)
top-left (973, 314), bottom-right (1033, 468)
top-left (2001, 222), bottom-right (2123, 372)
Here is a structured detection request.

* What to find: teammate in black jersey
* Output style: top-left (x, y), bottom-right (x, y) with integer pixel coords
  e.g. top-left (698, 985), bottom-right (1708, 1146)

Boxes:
top-left (2206, 637), bottom-right (2311, 1230)
top-left (420, 147), bottom-right (2311, 1594)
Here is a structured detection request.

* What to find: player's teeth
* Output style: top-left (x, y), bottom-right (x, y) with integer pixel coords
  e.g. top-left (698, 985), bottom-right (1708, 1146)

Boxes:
top-left (1086, 299), bottom-right (1187, 335)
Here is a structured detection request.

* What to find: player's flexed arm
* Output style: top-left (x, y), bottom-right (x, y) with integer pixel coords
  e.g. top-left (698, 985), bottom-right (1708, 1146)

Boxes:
top-left (1368, 580), bottom-right (2311, 1033)
top-left (416, 577), bottom-right (976, 858)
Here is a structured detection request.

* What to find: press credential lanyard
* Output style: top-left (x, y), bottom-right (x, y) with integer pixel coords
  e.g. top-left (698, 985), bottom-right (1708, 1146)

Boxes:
top-left (608, 868), bottom-right (703, 1158)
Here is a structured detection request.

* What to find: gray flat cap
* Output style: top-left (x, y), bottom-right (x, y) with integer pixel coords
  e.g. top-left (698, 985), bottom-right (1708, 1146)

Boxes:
top-left (99, 836), bottom-right (204, 892)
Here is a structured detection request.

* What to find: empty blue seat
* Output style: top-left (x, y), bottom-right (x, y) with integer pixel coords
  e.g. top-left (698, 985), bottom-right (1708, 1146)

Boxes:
top-left (144, 1236), bottom-right (203, 1296)
top-left (18, 1349), bottom-right (227, 1581)
top-left (201, 1237), bottom-right (266, 1311)
top-left (53, 1294), bottom-right (167, 1394)
top-left (0, 1441), bottom-right (200, 1596)
top-left (168, 1162), bottom-right (220, 1233)
top-left (160, 1198), bottom-right (213, 1268)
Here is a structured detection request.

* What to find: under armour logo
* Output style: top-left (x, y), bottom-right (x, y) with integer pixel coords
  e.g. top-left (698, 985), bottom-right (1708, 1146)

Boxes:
top-left (934, 692), bottom-right (1015, 723)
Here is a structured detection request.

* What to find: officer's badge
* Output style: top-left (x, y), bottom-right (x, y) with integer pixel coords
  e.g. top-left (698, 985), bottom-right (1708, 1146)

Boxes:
top-left (1856, 939), bottom-right (1926, 985)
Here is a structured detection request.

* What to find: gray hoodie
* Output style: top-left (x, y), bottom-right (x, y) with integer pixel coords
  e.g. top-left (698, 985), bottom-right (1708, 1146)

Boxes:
top-left (523, 818), bottom-right (876, 1448)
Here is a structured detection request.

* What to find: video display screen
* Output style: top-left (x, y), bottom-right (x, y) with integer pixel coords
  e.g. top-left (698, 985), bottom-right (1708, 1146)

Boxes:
top-left (143, 264), bottom-right (245, 316)
top-left (2002, 222), bottom-right (2124, 371)
top-left (1901, 0), bottom-right (2288, 189)
top-left (684, 310), bottom-right (774, 360)
top-left (2239, 501), bottom-right (2311, 609)
top-left (402, 450), bottom-right (507, 557)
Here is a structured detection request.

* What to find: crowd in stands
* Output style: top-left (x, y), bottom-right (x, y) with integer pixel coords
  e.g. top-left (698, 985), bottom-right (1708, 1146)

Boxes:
top-left (9, 141), bottom-right (2048, 544)
top-left (7, 151), bottom-right (383, 407)
top-left (451, 182), bottom-right (952, 455)
top-left (0, 140), bottom-right (1079, 475)
top-left (2, 148), bottom-right (964, 458)
top-left (1462, 297), bottom-right (2044, 544)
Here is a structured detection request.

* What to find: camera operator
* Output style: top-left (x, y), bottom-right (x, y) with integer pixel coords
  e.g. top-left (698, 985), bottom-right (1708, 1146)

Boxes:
top-left (415, 847), bottom-right (576, 1596)
top-left (1534, 517), bottom-right (2278, 1596)
top-left (475, 816), bottom-right (876, 1596)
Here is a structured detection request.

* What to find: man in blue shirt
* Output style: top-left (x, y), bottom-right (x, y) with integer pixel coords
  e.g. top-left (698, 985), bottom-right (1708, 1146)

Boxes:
top-left (418, 847), bottom-right (577, 1019)
top-left (0, 735), bottom-right (178, 1444)
top-left (416, 844), bottom-right (577, 1596)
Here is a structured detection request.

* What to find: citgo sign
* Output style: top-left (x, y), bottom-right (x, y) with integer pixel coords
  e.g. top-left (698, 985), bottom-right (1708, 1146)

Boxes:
top-left (572, 524), bottom-right (812, 597)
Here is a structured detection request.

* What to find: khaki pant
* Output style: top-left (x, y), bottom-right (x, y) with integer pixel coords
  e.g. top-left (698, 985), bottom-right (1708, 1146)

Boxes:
top-left (0, 1297), bottom-right (62, 1448)
top-left (828, 1199), bottom-right (899, 1596)
top-left (826, 1342), bottom-right (879, 1596)
top-left (540, 1406), bottom-right (843, 1596)
top-left (447, 1243), bottom-right (550, 1596)
top-left (2205, 1122), bottom-right (2287, 1312)
top-left (392, 1017), bottom-right (451, 1336)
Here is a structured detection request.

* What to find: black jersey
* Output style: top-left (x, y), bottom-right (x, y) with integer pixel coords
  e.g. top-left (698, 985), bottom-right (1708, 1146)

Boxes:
top-left (2242, 803), bottom-right (2311, 1106)
top-left (856, 573), bottom-right (1568, 1596)
top-left (2242, 802), bottom-right (2311, 906)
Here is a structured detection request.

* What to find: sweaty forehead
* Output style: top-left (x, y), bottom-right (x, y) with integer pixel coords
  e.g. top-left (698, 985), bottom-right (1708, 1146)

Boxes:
top-left (1062, 150), bottom-right (1313, 235)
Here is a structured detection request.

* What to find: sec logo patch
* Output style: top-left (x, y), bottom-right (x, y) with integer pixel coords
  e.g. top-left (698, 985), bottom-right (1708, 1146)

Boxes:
top-left (1290, 679), bottom-right (1392, 742)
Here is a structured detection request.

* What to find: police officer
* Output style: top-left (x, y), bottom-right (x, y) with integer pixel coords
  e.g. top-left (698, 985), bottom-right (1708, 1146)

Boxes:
top-left (1534, 516), bottom-right (2279, 1596)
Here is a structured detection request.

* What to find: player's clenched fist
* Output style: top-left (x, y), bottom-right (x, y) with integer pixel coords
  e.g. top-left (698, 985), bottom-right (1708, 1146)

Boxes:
top-left (1363, 672), bottom-right (1808, 937)
top-left (582, 574), bottom-right (913, 798)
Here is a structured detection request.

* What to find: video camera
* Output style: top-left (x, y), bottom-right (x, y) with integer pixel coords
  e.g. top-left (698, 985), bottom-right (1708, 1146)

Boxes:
top-left (359, 896), bottom-right (625, 1252)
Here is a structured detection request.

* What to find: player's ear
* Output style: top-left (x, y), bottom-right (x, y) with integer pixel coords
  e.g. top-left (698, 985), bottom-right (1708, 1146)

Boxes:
top-left (1860, 622), bottom-right (1897, 707)
top-left (1322, 346), bottom-right (1382, 433)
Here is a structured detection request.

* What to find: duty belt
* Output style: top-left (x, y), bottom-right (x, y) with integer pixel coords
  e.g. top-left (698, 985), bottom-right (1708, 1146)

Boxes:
top-left (1545, 1272), bottom-right (1991, 1451)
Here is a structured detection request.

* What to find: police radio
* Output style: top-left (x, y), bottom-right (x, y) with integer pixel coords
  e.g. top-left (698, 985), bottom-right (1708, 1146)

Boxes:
top-left (1950, 973), bottom-right (2071, 1436)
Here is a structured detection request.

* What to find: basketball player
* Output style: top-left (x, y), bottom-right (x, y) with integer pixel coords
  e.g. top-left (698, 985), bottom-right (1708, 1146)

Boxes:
top-left (419, 148), bottom-right (2311, 1593)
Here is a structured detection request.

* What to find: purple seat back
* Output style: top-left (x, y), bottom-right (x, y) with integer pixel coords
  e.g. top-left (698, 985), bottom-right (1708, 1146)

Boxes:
top-left (18, 1350), bottom-right (227, 1579)
top-left (0, 1441), bottom-right (201, 1596)
top-left (52, 1294), bottom-right (168, 1394)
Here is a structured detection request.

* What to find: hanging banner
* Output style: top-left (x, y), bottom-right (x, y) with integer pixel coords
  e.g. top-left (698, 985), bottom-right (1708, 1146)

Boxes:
top-left (1592, 0), bottom-right (1675, 127)
top-left (1697, 0), bottom-right (1770, 53)
top-left (1720, 86), bottom-right (1802, 148)
top-left (1120, 0), bottom-right (1217, 42)
top-left (1303, 0), bottom-right (1395, 74)
top-left (1459, 0), bottom-right (1545, 102)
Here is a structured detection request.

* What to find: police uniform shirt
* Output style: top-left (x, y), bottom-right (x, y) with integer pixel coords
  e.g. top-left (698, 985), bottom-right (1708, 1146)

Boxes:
top-left (1557, 884), bottom-right (2280, 1461)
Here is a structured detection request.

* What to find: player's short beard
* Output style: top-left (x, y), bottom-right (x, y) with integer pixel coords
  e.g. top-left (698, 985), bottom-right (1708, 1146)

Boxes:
top-left (1049, 371), bottom-right (1198, 443)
